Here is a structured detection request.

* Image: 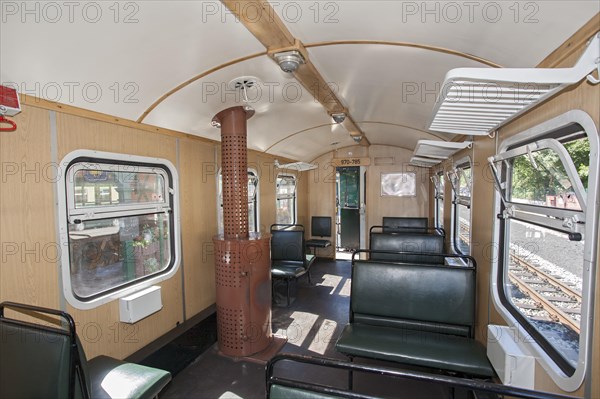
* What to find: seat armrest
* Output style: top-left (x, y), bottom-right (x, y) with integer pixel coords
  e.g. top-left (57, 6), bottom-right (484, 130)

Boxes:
top-left (87, 355), bottom-right (171, 399)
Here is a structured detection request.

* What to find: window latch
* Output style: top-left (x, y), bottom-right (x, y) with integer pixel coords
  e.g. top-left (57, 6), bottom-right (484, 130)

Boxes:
top-left (500, 206), bottom-right (515, 219)
top-left (562, 214), bottom-right (581, 232)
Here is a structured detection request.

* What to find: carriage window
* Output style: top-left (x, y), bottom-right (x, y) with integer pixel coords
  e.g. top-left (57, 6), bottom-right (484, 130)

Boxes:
top-left (433, 172), bottom-right (445, 230)
top-left (449, 160), bottom-right (471, 254)
top-left (59, 151), bottom-right (180, 309)
top-left (490, 112), bottom-right (597, 389)
top-left (217, 170), bottom-right (259, 234)
top-left (276, 174), bottom-right (297, 224)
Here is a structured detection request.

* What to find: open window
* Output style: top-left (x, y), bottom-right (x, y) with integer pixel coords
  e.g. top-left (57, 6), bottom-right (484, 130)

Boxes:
top-left (276, 174), bottom-right (297, 224)
top-left (58, 150), bottom-right (180, 309)
top-left (489, 110), bottom-right (598, 390)
top-left (448, 158), bottom-right (471, 254)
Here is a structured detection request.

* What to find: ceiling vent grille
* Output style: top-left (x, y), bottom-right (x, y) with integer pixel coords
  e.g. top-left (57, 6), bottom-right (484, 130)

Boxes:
top-left (429, 33), bottom-right (599, 136)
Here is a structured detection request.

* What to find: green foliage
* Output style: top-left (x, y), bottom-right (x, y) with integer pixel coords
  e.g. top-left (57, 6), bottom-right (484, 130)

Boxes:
top-left (511, 138), bottom-right (589, 201)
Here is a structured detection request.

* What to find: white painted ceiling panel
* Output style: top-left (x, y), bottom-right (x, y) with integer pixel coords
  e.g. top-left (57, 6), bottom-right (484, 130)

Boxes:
top-left (357, 123), bottom-right (441, 151)
top-left (272, 1), bottom-right (598, 67)
top-left (0, 1), bottom-right (264, 120)
top-left (308, 45), bottom-right (486, 135)
top-left (0, 1), bottom-right (596, 162)
top-left (143, 55), bottom-right (332, 155)
top-left (269, 125), bottom-right (357, 162)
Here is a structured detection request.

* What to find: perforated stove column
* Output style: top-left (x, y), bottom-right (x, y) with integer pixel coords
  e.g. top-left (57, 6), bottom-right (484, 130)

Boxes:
top-left (212, 106), bottom-right (272, 357)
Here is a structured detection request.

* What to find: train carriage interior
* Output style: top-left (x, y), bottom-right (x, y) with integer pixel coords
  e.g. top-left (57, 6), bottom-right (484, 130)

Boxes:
top-left (1, 2), bottom-right (599, 398)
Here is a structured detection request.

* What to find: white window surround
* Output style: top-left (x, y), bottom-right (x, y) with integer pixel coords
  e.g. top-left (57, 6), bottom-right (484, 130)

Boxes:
top-left (448, 156), bottom-right (472, 255)
top-left (276, 173), bottom-right (297, 225)
top-left (490, 110), bottom-right (599, 391)
top-left (57, 149), bottom-right (181, 310)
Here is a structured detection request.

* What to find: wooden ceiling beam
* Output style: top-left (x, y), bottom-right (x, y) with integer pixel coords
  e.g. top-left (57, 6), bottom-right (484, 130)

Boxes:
top-left (220, 0), bottom-right (370, 146)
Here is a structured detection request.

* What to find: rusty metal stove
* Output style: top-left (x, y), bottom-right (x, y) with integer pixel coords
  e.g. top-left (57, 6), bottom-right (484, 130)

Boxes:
top-left (212, 106), bottom-right (272, 357)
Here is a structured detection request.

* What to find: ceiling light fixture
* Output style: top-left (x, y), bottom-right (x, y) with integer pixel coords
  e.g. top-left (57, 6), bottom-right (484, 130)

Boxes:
top-left (331, 112), bottom-right (346, 124)
top-left (274, 50), bottom-right (305, 73)
top-left (352, 135), bottom-right (363, 143)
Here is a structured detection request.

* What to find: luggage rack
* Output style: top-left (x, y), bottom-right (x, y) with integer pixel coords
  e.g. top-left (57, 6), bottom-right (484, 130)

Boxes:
top-left (429, 32), bottom-right (599, 136)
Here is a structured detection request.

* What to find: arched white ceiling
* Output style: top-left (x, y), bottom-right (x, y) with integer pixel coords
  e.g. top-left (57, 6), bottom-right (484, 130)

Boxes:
top-left (0, 2), bottom-right (264, 118)
top-left (272, 0), bottom-right (597, 67)
top-left (1, 1), bottom-right (597, 161)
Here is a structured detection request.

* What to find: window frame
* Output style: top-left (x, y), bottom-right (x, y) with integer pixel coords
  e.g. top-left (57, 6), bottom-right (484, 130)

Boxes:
top-left (432, 171), bottom-right (445, 230)
top-left (57, 149), bottom-right (181, 310)
top-left (449, 157), bottom-right (472, 255)
top-left (490, 110), bottom-right (599, 391)
top-left (276, 173), bottom-right (297, 225)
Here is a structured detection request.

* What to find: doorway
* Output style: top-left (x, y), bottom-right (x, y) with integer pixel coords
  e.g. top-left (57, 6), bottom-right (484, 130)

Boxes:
top-left (336, 167), bottom-right (366, 259)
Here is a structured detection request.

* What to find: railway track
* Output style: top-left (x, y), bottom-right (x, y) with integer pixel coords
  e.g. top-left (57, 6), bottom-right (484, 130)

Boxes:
top-left (457, 220), bottom-right (580, 334)
top-left (508, 254), bottom-right (581, 334)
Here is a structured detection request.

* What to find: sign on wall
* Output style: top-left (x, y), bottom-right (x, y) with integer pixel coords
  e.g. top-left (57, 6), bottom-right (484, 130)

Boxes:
top-left (380, 172), bottom-right (416, 197)
top-left (331, 157), bottom-right (371, 167)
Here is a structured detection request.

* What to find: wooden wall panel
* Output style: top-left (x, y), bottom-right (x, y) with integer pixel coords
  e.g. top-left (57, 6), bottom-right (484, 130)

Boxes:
top-left (308, 145), bottom-right (431, 258)
top-left (468, 137), bottom-right (499, 343)
top-left (179, 138), bottom-right (217, 318)
top-left (295, 169), bottom-right (309, 228)
top-left (362, 145), bottom-right (430, 230)
top-left (308, 151), bottom-right (336, 258)
top-left (56, 112), bottom-right (184, 359)
top-left (0, 105), bottom-right (59, 309)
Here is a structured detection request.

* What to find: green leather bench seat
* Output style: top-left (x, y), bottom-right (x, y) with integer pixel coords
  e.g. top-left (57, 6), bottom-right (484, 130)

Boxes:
top-left (0, 302), bottom-right (172, 399)
top-left (382, 216), bottom-right (428, 233)
top-left (270, 384), bottom-right (339, 399)
top-left (369, 233), bottom-right (445, 264)
top-left (335, 259), bottom-right (494, 378)
top-left (88, 355), bottom-right (172, 399)
top-left (271, 263), bottom-right (307, 278)
top-left (336, 324), bottom-right (494, 377)
top-left (270, 225), bottom-right (316, 306)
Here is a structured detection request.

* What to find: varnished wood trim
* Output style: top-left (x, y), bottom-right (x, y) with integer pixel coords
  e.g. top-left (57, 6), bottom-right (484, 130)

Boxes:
top-left (221, 0), bottom-right (295, 49)
top-left (219, 0), bottom-right (368, 141)
top-left (137, 51), bottom-right (266, 123)
top-left (305, 41), bottom-right (503, 68)
top-left (20, 94), bottom-right (217, 144)
top-left (18, 93), bottom-right (299, 163)
top-left (137, 41), bottom-right (502, 128)
top-left (537, 13), bottom-right (600, 68)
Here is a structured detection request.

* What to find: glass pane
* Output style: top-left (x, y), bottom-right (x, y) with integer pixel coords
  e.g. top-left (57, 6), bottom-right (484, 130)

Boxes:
top-left (68, 213), bottom-right (171, 298)
top-left (563, 137), bottom-right (590, 192)
top-left (339, 167), bottom-right (360, 206)
top-left (277, 176), bottom-right (296, 197)
top-left (458, 167), bottom-right (471, 198)
top-left (505, 219), bottom-right (582, 367)
top-left (73, 168), bottom-right (165, 208)
top-left (436, 198), bottom-right (444, 229)
top-left (510, 148), bottom-right (582, 210)
top-left (248, 173), bottom-right (258, 201)
top-left (456, 203), bottom-right (470, 254)
top-left (248, 203), bottom-right (256, 233)
top-left (276, 198), bottom-right (293, 224)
